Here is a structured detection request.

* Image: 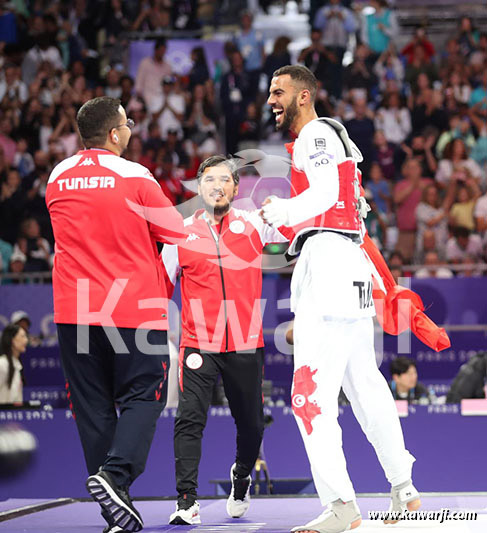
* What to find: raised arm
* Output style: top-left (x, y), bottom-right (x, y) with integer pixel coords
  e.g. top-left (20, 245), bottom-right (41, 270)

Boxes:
top-left (261, 121), bottom-right (341, 227)
top-left (132, 172), bottom-right (186, 245)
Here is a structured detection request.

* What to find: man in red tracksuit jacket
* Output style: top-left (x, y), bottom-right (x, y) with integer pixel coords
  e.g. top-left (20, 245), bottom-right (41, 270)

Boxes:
top-left (161, 155), bottom-right (286, 525)
top-left (46, 96), bottom-right (185, 533)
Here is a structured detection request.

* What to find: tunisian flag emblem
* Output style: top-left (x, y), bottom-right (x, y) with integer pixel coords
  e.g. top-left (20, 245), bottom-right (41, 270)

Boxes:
top-left (292, 366), bottom-right (322, 435)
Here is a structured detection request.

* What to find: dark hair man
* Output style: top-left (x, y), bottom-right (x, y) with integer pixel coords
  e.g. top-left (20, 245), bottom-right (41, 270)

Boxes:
top-left (262, 65), bottom-right (420, 532)
top-left (447, 352), bottom-right (487, 403)
top-left (161, 155), bottom-right (286, 525)
top-left (46, 96), bottom-right (185, 533)
top-left (389, 357), bottom-right (430, 403)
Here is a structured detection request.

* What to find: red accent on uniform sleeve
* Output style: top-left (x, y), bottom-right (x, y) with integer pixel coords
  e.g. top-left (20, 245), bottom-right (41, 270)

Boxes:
top-left (285, 142), bottom-right (295, 154)
top-left (361, 233), bottom-right (451, 352)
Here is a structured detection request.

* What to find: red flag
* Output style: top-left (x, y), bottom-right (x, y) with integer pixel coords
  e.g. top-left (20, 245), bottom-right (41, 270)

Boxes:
top-left (361, 233), bottom-right (450, 352)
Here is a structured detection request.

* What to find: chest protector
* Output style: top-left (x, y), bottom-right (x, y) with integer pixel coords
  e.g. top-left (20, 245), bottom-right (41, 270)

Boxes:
top-left (282, 118), bottom-right (366, 255)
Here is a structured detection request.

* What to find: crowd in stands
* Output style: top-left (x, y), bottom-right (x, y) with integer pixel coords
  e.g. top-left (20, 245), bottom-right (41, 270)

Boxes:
top-left (1, 0), bottom-right (487, 280)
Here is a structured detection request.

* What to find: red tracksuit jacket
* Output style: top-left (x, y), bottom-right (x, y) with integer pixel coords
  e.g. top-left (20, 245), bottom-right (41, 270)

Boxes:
top-left (46, 148), bottom-right (185, 330)
top-left (161, 207), bottom-right (287, 352)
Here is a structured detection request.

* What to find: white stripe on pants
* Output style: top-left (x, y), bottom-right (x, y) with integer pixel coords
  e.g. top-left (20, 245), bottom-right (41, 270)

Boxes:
top-left (292, 312), bottom-right (415, 506)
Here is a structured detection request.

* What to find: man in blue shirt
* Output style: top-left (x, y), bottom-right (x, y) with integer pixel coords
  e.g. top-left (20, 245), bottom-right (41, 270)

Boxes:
top-left (314, 0), bottom-right (358, 98)
top-left (234, 11), bottom-right (265, 101)
top-left (469, 71), bottom-right (487, 112)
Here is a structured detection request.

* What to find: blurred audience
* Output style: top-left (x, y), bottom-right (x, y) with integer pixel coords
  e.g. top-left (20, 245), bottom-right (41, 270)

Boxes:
top-left (372, 130), bottom-right (396, 181)
top-left (448, 174), bottom-right (481, 231)
top-left (415, 251), bottom-right (454, 279)
top-left (0, 1), bottom-right (487, 283)
top-left (220, 50), bottom-right (252, 155)
top-left (375, 92), bottom-right (411, 145)
top-left (154, 76), bottom-right (186, 140)
top-left (435, 138), bottom-right (483, 189)
top-left (233, 11), bottom-right (264, 101)
top-left (446, 226), bottom-right (483, 263)
top-left (393, 158), bottom-right (432, 261)
top-left (360, 0), bottom-right (399, 60)
top-left (474, 190), bottom-right (487, 234)
top-left (415, 184), bottom-right (449, 259)
top-left (344, 97), bottom-right (375, 176)
top-left (373, 45), bottom-right (404, 93)
top-left (135, 38), bottom-right (172, 114)
top-left (13, 218), bottom-right (51, 272)
top-left (401, 27), bottom-right (435, 65)
top-left (313, 0), bottom-right (357, 99)
top-left (298, 29), bottom-right (334, 94)
top-left (366, 161), bottom-right (390, 215)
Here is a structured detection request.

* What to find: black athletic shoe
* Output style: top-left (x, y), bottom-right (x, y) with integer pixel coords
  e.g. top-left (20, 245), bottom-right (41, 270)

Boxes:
top-left (86, 470), bottom-right (143, 533)
top-left (102, 525), bottom-right (126, 533)
top-left (101, 509), bottom-right (122, 533)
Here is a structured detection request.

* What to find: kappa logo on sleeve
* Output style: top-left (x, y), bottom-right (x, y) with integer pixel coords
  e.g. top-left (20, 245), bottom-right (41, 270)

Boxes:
top-left (314, 138), bottom-right (326, 149)
top-left (186, 233), bottom-right (200, 242)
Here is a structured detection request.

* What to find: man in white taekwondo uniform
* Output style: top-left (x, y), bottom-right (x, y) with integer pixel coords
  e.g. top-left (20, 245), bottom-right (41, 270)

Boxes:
top-left (261, 65), bottom-right (420, 533)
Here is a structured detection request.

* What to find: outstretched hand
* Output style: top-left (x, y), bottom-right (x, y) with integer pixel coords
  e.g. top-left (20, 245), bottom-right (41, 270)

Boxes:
top-left (260, 196), bottom-right (290, 228)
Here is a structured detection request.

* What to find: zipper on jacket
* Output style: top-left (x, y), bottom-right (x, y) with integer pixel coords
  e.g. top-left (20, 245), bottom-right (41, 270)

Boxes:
top-left (206, 219), bottom-right (229, 352)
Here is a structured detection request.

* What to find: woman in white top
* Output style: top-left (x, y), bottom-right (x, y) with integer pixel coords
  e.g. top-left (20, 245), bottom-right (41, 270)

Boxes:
top-left (444, 71), bottom-right (471, 105)
top-left (435, 138), bottom-right (483, 190)
top-left (375, 92), bottom-right (412, 145)
top-left (0, 324), bottom-right (28, 404)
top-left (415, 184), bottom-right (450, 257)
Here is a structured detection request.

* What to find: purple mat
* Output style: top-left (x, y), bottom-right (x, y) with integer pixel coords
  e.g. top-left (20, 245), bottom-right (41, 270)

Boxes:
top-left (0, 498), bottom-right (49, 513)
top-left (1, 495), bottom-right (486, 533)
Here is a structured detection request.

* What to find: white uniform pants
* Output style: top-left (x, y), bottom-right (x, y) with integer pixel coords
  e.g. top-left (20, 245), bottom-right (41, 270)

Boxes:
top-left (291, 233), bottom-right (415, 505)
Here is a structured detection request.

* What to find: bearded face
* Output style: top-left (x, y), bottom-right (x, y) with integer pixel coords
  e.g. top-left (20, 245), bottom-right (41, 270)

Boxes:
top-left (268, 75), bottom-right (300, 133)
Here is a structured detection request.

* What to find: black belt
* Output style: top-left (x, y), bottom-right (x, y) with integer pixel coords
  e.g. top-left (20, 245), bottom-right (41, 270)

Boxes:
top-left (293, 229), bottom-right (360, 254)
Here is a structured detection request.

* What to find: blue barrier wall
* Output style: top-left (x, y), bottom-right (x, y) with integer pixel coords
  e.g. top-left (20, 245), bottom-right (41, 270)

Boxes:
top-left (1, 279), bottom-right (486, 404)
top-left (0, 405), bottom-right (485, 499)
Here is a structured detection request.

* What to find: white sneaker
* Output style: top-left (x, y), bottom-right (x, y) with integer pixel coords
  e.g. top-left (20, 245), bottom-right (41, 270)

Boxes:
top-left (169, 500), bottom-right (201, 525)
top-left (291, 500), bottom-right (362, 533)
top-left (226, 463), bottom-right (251, 518)
top-left (385, 479), bottom-right (421, 524)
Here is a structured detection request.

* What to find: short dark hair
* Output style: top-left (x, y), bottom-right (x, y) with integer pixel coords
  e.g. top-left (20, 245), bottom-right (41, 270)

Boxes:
top-left (454, 226), bottom-right (471, 240)
top-left (155, 37), bottom-right (167, 50)
top-left (272, 65), bottom-right (318, 102)
top-left (120, 75), bottom-right (134, 86)
top-left (388, 250), bottom-right (404, 264)
top-left (77, 97), bottom-right (122, 148)
top-left (196, 155), bottom-right (239, 185)
top-left (390, 357), bottom-right (416, 377)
